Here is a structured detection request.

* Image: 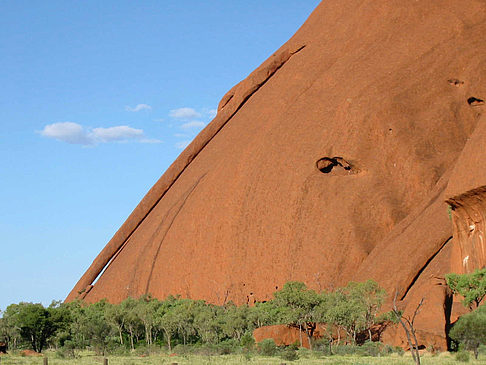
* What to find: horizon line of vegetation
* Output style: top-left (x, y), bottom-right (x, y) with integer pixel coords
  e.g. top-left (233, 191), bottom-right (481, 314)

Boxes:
top-left (1, 269), bottom-right (484, 361)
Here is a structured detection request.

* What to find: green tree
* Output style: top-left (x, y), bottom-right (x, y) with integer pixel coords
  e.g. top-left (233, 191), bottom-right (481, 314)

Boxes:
top-left (64, 300), bottom-right (89, 350)
top-left (193, 302), bottom-right (224, 344)
top-left (346, 280), bottom-right (386, 341)
top-left (155, 297), bottom-right (179, 352)
top-left (221, 303), bottom-right (251, 341)
top-left (446, 268), bottom-right (486, 310)
top-left (273, 281), bottom-right (322, 349)
top-left (47, 300), bottom-right (73, 349)
top-left (0, 307), bottom-right (21, 350)
top-left (78, 300), bottom-right (115, 355)
top-left (171, 298), bottom-right (197, 345)
top-left (105, 302), bottom-right (125, 346)
top-left (119, 297), bottom-right (143, 350)
top-left (248, 301), bottom-right (281, 329)
top-left (326, 289), bottom-right (364, 345)
top-left (135, 295), bottom-right (161, 346)
top-left (7, 302), bottom-right (57, 352)
top-left (449, 304), bottom-right (486, 359)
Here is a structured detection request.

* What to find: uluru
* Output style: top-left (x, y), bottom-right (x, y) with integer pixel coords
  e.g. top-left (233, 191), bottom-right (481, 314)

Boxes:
top-left (68, 0), bottom-right (486, 350)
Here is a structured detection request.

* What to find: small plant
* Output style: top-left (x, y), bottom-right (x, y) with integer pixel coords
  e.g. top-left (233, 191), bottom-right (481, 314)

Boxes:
top-left (281, 347), bottom-right (299, 361)
top-left (456, 350), bottom-right (470, 362)
top-left (394, 346), bottom-right (405, 356)
top-left (359, 341), bottom-right (382, 356)
top-left (257, 338), bottom-right (278, 356)
top-left (240, 332), bottom-right (255, 350)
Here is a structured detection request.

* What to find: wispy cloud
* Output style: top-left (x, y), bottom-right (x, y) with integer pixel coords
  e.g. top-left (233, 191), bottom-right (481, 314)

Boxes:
top-left (207, 109), bottom-right (217, 119)
top-left (169, 107), bottom-right (201, 120)
top-left (92, 126), bottom-right (143, 142)
top-left (175, 140), bottom-right (191, 149)
top-left (180, 121), bottom-right (206, 130)
top-left (169, 106), bottom-right (216, 150)
top-left (140, 138), bottom-right (163, 144)
top-left (39, 122), bottom-right (160, 146)
top-left (125, 104), bottom-right (152, 112)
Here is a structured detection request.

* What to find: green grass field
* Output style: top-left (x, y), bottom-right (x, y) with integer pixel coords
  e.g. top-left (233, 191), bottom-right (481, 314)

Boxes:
top-left (1, 351), bottom-right (486, 365)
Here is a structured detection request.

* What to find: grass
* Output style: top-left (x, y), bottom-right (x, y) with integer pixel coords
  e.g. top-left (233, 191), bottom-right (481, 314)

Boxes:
top-left (1, 351), bottom-right (486, 365)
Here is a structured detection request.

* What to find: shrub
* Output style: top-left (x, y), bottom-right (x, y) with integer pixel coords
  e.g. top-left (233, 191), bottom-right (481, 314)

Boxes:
top-left (456, 350), bottom-right (470, 362)
top-left (359, 341), bottom-right (381, 356)
top-left (258, 338), bottom-right (278, 356)
top-left (281, 347), bottom-right (299, 361)
top-left (332, 344), bottom-right (361, 356)
top-left (449, 304), bottom-right (486, 359)
top-left (479, 344), bottom-right (486, 356)
top-left (381, 344), bottom-right (394, 355)
top-left (217, 339), bottom-right (239, 355)
top-left (240, 332), bottom-right (255, 350)
top-left (394, 346), bottom-right (405, 356)
top-left (296, 347), bottom-right (313, 358)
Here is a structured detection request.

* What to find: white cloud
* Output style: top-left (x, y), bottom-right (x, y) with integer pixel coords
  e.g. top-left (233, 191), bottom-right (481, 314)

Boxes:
top-left (91, 126), bottom-right (143, 142)
top-left (125, 104), bottom-right (152, 112)
top-left (175, 140), bottom-right (191, 149)
top-left (180, 121), bottom-right (206, 130)
top-left (207, 109), bottom-right (217, 118)
top-left (140, 138), bottom-right (163, 144)
top-left (40, 122), bottom-right (92, 145)
top-left (169, 107), bottom-right (201, 120)
top-left (39, 122), bottom-right (157, 146)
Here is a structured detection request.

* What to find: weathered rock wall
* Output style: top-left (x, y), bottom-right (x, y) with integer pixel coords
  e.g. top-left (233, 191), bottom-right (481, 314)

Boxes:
top-left (68, 0), bottom-right (486, 349)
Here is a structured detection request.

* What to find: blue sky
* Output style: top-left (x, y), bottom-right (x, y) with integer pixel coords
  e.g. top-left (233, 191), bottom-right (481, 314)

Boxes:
top-left (0, 0), bottom-right (320, 310)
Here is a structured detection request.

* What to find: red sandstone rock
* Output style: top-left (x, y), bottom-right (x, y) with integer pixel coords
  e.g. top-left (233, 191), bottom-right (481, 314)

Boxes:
top-left (253, 325), bottom-right (312, 349)
top-left (67, 0), bottom-right (486, 349)
top-left (20, 349), bottom-right (42, 357)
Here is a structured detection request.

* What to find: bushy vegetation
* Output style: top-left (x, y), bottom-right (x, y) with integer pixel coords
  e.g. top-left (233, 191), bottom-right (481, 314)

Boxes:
top-left (446, 267), bottom-right (486, 360)
top-left (446, 268), bottom-right (486, 310)
top-left (449, 305), bottom-right (486, 360)
top-left (1, 277), bottom-right (483, 362)
top-left (0, 280), bottom-right (393, 357)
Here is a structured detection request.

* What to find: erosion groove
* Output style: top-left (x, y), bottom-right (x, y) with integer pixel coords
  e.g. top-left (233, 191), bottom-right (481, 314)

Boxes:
top-left (68, 0), bottom-right (486, 351)
top-left (400, 236), bottom-right (452, 301)
top-left (67, 44), bottom-right (306, 301)
top-left (143, 174), bottom-right (207, 294)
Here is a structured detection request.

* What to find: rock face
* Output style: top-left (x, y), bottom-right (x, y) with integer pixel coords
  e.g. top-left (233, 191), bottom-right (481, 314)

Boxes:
top-left (253, 325), bottom-right (313, 349)
top-left (68, 0), bottom-right (486, 349)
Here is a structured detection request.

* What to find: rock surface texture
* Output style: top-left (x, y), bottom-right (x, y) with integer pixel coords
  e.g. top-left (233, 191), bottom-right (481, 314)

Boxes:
top-left (68, 0), bottom-right (486, 349)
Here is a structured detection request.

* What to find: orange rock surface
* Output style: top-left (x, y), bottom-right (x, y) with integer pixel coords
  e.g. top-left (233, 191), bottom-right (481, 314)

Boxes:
top-left (253, 325), bottom-right (312, 349)
top-left (68, 0), bottom-right (486, 349)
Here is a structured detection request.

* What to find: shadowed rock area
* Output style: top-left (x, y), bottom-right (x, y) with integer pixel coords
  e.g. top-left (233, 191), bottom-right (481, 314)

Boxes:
top-left (68, 0), bottom-right (486, 349)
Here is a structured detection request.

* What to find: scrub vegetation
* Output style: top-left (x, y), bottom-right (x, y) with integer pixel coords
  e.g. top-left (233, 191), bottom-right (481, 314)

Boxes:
top-left (0, 275), bottom-right (484, 364)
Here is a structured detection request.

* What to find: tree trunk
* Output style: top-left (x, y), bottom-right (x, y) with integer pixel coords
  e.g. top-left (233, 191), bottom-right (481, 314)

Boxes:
top-left (410, 327), bottom-right (421, 365)
top-left (306, 323), bottom-right (316, 350)
top-left (118, 327), bottom-right (123, 345)
top-left (165, 330), bottom-right (172, 352)
top-left (128, 328), bottom-right (134, 351)
top-left (298, 324), bottom-right (303, 347)
top-left (368, 328), bottom-right (372, 342)
top-left (306, 333), bottom-right (313, 350)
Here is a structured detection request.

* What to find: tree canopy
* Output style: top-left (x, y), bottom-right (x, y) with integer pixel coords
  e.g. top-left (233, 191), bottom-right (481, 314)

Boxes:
top-left (445, 268), bottom-right (486, 309)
